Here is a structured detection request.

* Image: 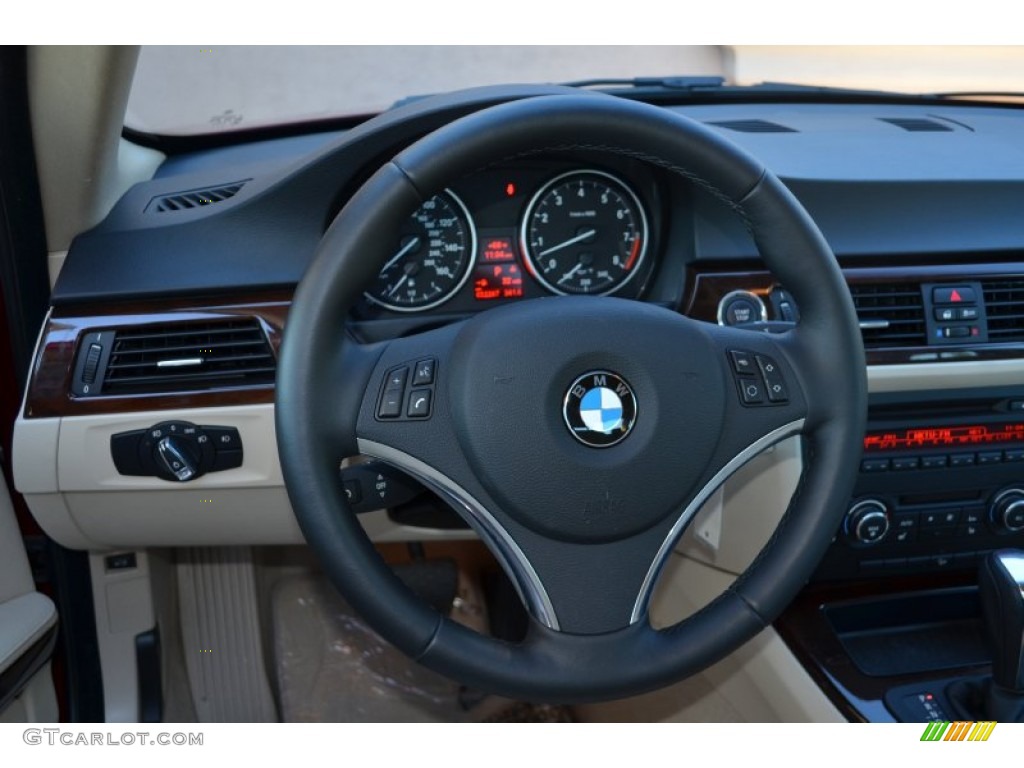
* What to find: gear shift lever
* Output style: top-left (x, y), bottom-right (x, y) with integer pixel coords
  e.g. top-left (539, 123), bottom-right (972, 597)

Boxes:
top-left (979, 549), bottom-right (1024, 721)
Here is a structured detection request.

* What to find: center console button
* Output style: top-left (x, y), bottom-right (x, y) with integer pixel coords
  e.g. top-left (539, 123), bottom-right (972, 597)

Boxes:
top-left (922, 510), bottom-right (960, 527)
top-left (861, 458), bottom-right (890, 472)
top-left (920, 455), bottom-right (949, 469)
top-left (892, 457), bottom-right (920, 471)
top-left (950, 453), bottom-right (976, 468)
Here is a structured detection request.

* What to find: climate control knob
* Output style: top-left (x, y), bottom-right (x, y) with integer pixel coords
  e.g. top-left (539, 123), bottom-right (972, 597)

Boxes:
top-left (990, 488), bottom-right (1024, 533)
top-left (845, 499), bottom-right (890, 545)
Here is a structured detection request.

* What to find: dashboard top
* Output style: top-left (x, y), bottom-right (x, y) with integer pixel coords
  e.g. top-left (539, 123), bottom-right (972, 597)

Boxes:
top-left (51, 90), bottom-right (1024, 308)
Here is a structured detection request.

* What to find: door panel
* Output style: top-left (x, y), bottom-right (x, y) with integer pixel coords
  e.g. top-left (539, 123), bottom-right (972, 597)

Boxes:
top-left (0, 467), bottom-right (57, 720)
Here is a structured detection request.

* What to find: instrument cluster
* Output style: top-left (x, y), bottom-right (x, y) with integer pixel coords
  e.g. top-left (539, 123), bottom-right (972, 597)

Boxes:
top-left (355, 156), bottom-right (662, 318)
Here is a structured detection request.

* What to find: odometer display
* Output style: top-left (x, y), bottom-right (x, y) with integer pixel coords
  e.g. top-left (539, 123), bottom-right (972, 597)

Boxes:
top-left (365, 190), bottom-right (476, 312)
top-left (520, 170), bottom-right (648, 296)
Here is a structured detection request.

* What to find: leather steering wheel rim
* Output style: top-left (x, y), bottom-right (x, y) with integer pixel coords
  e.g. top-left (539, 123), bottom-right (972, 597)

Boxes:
top-left (276, 92), bottom-right (867, 703)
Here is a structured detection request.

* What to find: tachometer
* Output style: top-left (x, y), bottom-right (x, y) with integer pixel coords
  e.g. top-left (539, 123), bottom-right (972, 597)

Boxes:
top-left (365, 190), bottom-right (476, 312)
top-left (521, 170), bottom-right (648, 296)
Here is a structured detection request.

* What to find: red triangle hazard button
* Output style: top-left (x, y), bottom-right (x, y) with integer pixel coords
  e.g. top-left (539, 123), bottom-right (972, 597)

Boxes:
top-left (951, 289), bottom-right (962, 302)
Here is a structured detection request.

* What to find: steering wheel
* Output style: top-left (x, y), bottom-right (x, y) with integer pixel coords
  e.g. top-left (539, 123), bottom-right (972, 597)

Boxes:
top-left (276, 92), bottom-right (866, 703)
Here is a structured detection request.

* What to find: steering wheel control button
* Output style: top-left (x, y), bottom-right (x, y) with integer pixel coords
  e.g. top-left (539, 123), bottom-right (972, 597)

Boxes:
top-left (728, 349), bottom-right (756, 375)
top-left (385, 367), bottom-right (408, 391)
top-left (377, 361), bottom-right (439, 420)
top-left (412, 359), bottom-right (435, 386)
top-left (407, 389), bottom-right (432, 418)
top-left (563, 371), bottom-right (637, 448)
top-left (727, 350), bottom-right (788, 407)
top-left (717, 290), bottom-right (767, 327)
top-left (378, 390), bottom-right (403, 418)
top-left (755, 354), bottom-right (789, 402)
top-left (737, 377), bottom-right (764, 404)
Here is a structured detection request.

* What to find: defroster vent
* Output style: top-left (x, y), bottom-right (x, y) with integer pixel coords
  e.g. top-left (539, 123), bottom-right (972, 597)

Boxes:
top-left (146, 181), bottom-right (247, 213)
top-left (100, 318), bottom-right (275, 394)
top-left (849, 283), bottom-right (926, 348)
top-left (982, 278), bottom-right (1024, 342)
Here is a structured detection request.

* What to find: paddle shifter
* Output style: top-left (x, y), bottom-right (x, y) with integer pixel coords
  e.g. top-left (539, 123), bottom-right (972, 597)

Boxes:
top-left (979, 550), bottom-right (1024, 722)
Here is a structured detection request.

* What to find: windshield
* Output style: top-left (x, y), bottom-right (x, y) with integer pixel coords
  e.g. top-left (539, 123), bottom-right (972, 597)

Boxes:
top-left (125, 45), bottom-right (1024, 136)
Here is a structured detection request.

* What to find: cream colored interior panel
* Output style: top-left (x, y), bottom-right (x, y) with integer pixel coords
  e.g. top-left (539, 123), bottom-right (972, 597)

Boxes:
top-left (0, 593), bottom-right (57, 677)
top-left (867, 359), bottom-right (1024, 392)
top-left (56, 405), bottom-right (283, 491)
top-left (12, 417), bottom-right (59, 494)
top-left (0, 470), bottom-right (35, 603)
top-left (17, 493), bottom-right (99, 551)
top-left (66, 488), bottom-right (304, 547)
top-left (679, 436), bottom-right (802, 576)
top-left (0, 664), bottom-right (59, 723)
top-left (90, 552), bottom-right (155, 722)
top-left (27, 47), bottom-right (164, 253)
top-left (647, 554), bottom-right (842, 722)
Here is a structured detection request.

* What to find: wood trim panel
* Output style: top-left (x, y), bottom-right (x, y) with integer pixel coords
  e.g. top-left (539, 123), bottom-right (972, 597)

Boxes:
top-left (775, 573), bottom-right (988, 721)
top-left (24, 292), bottom-right (291, 418)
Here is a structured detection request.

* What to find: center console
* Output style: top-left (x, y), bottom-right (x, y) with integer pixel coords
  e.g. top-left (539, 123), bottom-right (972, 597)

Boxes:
top-left (814, 388), bottom-right (1024, 583)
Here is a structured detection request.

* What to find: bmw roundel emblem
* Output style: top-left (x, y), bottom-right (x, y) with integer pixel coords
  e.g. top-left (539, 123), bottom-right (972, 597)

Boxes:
top-left (563, 371), bottom-right (638, 448)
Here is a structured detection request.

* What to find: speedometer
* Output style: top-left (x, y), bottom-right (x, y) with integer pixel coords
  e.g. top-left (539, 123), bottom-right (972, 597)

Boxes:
top-left (365, 190), bottom-right (476, 312)
top-left (520, 170), bottom-right (648, 296)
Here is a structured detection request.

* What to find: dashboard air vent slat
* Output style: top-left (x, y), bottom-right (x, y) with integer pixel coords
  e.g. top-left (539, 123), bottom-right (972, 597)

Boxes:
top-left (849, 283), bottom-right (926, 348)
top-left (147, 181), bottom-right (247, 213)
top-left (982, 278), bottom-right (1024, 342)
top-left (878, 117), bottom-right (952, 133)
top-left (102, 319), bottom-right (275, 393)
top-left (707, 119), bottom-right (796, 134)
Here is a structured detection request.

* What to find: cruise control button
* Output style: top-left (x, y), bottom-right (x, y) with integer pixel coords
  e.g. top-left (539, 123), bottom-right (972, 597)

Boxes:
top-left (737, 377), bottom-right (764, 405)
top-left (412, 359), bottom-right (435, 386)
top-left (407, 389), bottom-right (431, 418)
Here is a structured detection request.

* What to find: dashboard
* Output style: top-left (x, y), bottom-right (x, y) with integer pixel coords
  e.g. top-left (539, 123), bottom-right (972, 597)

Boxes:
top-left (14, 85), bottom-right (1024, 577)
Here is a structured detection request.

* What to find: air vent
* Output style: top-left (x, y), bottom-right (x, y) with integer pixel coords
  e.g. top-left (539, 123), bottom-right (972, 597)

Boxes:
top-left (102, 319), bottom-right (275, 394)
top-left (849, 283), bottom-right (926, 348)
top-left (982, 278), bottom-right (1024, 342)
top-left (707, 119), bottom-right (796, 133)
top-left (877, 117), bottom-right (952, 133)
top-left (146, 181), bottom-right (247, 213)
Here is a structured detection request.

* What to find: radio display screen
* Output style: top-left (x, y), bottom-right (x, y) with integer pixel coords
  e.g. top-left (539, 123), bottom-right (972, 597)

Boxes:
top-left (863, 423), bottom-right (1024, 452)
